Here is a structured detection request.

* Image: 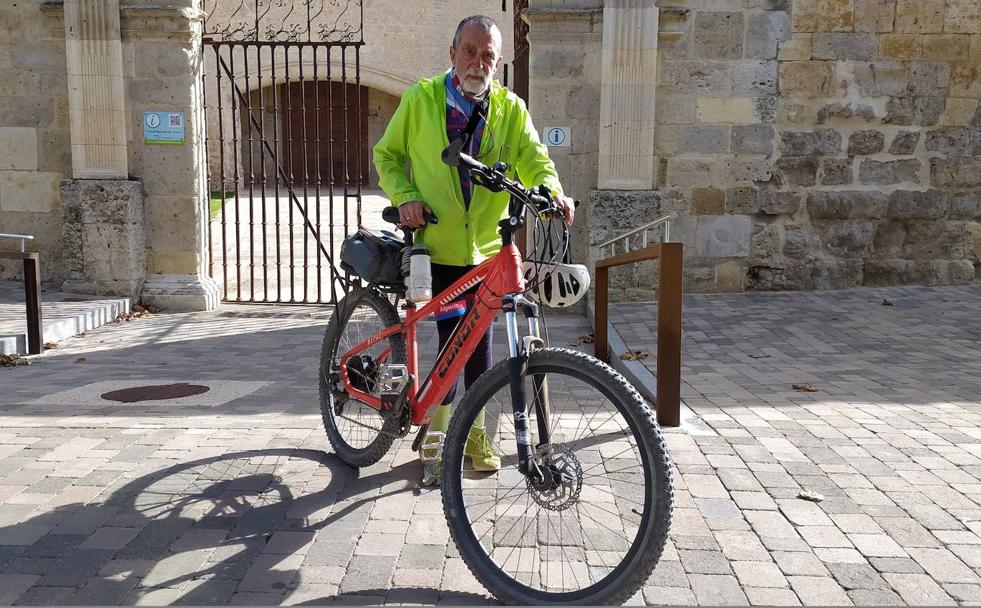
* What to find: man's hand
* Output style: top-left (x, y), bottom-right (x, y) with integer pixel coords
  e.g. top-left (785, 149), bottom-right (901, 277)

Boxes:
top-left (398, 201), bottom-right (433, 228)
top-left (554, 194), bottom-right (575, 226)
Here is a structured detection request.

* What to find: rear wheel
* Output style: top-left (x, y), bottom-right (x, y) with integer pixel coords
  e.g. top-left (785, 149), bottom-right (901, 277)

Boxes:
top-left (319, 287), bottom-right (405, 468)
top-left (441, 347), bottom-right (673, 605)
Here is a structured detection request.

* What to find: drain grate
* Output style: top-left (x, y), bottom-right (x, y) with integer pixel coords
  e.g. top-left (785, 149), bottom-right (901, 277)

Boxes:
top-left (101, 383), bottom-right (210, 403)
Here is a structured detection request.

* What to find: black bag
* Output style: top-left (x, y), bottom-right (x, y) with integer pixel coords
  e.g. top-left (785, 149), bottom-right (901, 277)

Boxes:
top-left (340, 227), bottom-right (404, 286)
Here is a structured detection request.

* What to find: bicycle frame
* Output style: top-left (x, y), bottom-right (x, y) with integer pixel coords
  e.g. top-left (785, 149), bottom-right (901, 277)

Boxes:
top-left (338, 242), bottom-right (525, 427)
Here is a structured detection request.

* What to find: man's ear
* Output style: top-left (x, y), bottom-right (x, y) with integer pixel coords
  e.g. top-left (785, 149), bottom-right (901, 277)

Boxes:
top-left (449, 45), bottom-right (456, 64)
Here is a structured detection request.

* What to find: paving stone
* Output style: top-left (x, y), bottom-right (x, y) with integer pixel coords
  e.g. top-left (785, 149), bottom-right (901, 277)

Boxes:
top-left (847, 533), bottom-right (908, 557)
top-left (744, 586), bottom-right (802, 606)
top-left (798, 526), bottom-right (854, 548)
top-left (238, 553), bottom-right (304, 593)
top-left (826, 562), bottom-right (890, 590)
top-left (687, 573), bottom-right (748, 605)
top-left (12, 585), bottom-right (76, 605)
top-left (847, 587), bottom-right (903, 604)
top-left (883, 572), bottom-right (956, 605)
top-left (678, 549), bottom-right (732, 575)
top-left (338, 555), bottom-right (397, 595)
top-left (869, 556), bottom-right (924, 573)
top-left (642, 585), bottom-right (697, 605)
top-left (813, 548), bottom-right (868, 564)
top-left (0, 573), bottom-right (39, 605)
top-left (786, 575), bottom-right (851, 606)
top-left (732, 560), bottom-right (786, 588)
top-left (907, 547), bottom-right (980, 584)
top-left (773, 551), bottom-right (830, 576)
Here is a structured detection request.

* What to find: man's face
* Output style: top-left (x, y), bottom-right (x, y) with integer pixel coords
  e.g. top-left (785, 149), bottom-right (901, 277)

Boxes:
top-left (449, 24), bottom-right (503, 96)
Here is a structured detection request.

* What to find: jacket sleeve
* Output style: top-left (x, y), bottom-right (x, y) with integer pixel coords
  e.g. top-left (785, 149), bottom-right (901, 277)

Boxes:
top-left (373, 89), bottom-right (423, 206)
top-left (513, 98), bottom-right (565, 198)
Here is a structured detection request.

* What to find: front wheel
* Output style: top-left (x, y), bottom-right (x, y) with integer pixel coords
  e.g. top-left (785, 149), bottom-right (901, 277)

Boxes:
top-left (441, 347), bottom-right (673, 605)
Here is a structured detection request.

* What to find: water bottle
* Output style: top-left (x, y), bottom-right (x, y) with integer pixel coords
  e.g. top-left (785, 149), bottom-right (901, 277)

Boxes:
top-left (406, 245), bottom-right (432, 303)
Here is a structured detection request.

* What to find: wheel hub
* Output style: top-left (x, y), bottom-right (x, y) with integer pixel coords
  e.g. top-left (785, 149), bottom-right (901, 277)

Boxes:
top-left (526, 446), bottom-right (583, 512)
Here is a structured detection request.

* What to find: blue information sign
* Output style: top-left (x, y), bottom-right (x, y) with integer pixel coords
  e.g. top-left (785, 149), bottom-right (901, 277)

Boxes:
top-left (143, 111), bottom-right (185, 145)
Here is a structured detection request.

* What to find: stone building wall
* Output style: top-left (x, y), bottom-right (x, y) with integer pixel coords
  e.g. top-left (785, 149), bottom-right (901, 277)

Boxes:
top-left (658, 0), bottom-right (981, 293)
top-left (0, 1), bottom-right (71, 282)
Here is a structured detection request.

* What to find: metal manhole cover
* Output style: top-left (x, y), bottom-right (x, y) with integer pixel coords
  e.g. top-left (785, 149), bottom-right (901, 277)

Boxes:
top-left (101, 383), bottom-right (210, 403)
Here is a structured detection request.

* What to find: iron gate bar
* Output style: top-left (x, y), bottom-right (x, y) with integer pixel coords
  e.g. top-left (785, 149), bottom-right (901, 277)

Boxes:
top-left (326, 48), bottom-right (337, 303)
top-left (244, 45), bottom-right (255, 301)
top-left (313, 46), bottom-right (322, 303)
top-left (299, 47), bottom-right (310, 303)
top-left (271, 46), bottom-right (281, 301)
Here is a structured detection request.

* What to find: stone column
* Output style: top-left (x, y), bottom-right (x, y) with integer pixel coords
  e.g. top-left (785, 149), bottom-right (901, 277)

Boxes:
top-left (125, 1), bottom-right (220, 311)
top-left (597, 0), bottom-right (658, 189)
top-left (64, 0), bottom-right (128, 178)
top-left (60, 0), bottom-right (147, 298)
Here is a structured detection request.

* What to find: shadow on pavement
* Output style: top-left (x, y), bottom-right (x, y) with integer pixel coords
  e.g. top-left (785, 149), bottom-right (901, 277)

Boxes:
top-left (0, 449), bottom-right (492, 605)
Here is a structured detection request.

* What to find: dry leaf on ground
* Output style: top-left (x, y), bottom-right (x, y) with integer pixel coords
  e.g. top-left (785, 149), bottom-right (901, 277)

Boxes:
top-left (792, 383), bottom-right (818, 392)
top-left (43, 342), bottom-right (57, 350)
top-left (798, 489), bottom-right (824, 502)
top-left (620, 350), bottom-right (650, 361)
top-left (750, 353), bottom-right (769, 359)
top-left (0, 354), bottom-right (29, 367)
top-left (74, 357), bottom-right (86, 363)
top-left (882, 298), bottom-right (893, 306)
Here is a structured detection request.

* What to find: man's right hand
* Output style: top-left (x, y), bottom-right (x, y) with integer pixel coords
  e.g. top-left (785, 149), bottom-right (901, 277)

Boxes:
top-left (398, 201), bottom-right (433, 228)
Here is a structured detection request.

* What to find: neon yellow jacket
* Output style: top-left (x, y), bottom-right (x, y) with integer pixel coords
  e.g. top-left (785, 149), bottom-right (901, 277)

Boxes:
top-left (373, 73), bottom-right (564, 266)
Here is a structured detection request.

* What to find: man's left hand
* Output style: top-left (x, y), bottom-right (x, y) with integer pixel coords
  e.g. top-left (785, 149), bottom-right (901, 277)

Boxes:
top-left (554, 195), bottom-right (575, 226)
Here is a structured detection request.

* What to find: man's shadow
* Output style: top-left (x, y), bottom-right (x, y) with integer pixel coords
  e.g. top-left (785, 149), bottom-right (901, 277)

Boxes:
top-left (0, 448), bottom-right (494, 605)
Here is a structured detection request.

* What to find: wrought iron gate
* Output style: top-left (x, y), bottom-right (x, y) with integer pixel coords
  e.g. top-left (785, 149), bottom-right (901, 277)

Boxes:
top-left (202, 0), bottom-right (364, 304)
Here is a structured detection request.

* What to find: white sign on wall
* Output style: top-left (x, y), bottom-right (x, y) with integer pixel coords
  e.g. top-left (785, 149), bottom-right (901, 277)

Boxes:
top-left (543, 126), bottom-right (571, 148)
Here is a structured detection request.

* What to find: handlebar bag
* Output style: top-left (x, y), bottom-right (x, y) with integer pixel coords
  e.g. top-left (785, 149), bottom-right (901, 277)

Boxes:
top-left (340, 227), bottom-right (404, 286)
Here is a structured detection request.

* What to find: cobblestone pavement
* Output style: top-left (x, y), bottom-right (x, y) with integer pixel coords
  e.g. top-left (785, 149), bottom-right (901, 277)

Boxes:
top-left (1, 284), bottom-right (980, 605)
top-left (0, 301), bottom-right (593, 606)
top-left (612, 284), bottom-right (981, 606)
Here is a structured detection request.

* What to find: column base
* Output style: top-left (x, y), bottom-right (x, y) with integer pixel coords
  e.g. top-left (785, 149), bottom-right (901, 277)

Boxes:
top-left (141, 274), bottom-right (221, 312)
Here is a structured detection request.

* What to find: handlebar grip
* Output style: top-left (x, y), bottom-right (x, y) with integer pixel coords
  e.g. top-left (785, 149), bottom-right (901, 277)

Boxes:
top-left (382, 206), bottom-right (401, 225)
top-left (383, 205), bottom-right (438, 226)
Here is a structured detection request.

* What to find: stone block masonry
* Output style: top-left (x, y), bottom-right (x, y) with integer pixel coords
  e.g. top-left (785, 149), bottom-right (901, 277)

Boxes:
top-left (632, 0), bottom-right (981, 294)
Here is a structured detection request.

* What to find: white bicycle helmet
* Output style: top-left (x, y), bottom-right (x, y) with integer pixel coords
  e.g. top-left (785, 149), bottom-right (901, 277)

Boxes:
top-left (522, 261), bottom-right (591, 308)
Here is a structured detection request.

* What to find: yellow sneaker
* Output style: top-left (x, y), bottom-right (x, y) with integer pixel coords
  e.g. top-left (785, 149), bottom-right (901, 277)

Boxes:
top-left (465, 425), bottom-right (501, 472)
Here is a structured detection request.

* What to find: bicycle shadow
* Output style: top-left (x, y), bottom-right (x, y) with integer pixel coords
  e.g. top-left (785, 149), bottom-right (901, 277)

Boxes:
top-left (0, 448), bottom-right (496, 605)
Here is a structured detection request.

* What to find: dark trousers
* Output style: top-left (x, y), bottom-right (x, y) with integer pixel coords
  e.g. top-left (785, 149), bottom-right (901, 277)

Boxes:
top-left (432, 263), bottom-right (493, 405)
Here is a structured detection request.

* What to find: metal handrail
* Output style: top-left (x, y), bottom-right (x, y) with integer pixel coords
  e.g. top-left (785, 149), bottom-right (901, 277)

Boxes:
top-left (0, 233), bottom-right (35, 253)
top-left (597, 212), bottom-right (676, 254)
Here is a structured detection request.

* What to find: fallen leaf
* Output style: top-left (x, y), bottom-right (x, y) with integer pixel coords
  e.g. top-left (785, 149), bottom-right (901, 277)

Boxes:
top-left (750, 353), bottom-right (769, 359)
top-left (43, 342), bottom-right (57, 350)
top-left (798, 489), bottom-right (824, 502)
top-left (579, 332), bottom-right (594, 344)
top-left (74, 357), bottom-right (86, 363)
top-left (792, 383), bottom-right (818, 392)
top-left (0, 354), bottom-right (29, 367)
top-left (882, 298), bottom-right (893, 306)
top-left (620, 350), bottom-right (650, 361)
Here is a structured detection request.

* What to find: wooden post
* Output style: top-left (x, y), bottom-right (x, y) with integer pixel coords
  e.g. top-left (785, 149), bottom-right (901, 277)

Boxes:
top-left (656, 243), bottom-right (682, 427)
top-left (594, 266), bottom-right (609, 363)
top-left (23, 254), bottom-right (43, 355)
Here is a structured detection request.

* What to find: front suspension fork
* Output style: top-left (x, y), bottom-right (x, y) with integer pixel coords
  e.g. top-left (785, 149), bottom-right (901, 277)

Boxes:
top-left (503, 294), bottom-right (552, 480)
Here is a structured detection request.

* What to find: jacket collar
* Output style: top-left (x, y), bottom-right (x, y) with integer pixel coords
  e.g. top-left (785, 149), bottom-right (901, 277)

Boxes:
top-left (420, 72), bottom-right (506, 123)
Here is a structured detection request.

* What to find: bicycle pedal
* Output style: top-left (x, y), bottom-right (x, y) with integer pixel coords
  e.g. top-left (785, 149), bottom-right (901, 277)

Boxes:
top-left (419, 431), bottom-right (444, 464)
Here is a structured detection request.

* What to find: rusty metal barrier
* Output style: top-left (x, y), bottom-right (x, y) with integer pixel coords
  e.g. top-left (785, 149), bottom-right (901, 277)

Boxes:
top-left (594, 242), bottom-right (683, 427)
top-left (0, 233), bottom-right (42, 355)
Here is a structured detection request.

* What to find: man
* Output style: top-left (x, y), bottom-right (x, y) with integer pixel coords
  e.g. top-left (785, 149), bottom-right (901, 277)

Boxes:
top-left (373, 15), bottom-right (574, 485)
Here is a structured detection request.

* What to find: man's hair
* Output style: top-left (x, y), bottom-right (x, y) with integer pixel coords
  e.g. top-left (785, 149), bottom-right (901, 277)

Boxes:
top-left (452, 15), bottom-right (501, 50)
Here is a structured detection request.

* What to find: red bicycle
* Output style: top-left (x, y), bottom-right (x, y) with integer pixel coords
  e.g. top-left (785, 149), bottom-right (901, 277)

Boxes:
top-left (319, 152), bottom-right (673, 605)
